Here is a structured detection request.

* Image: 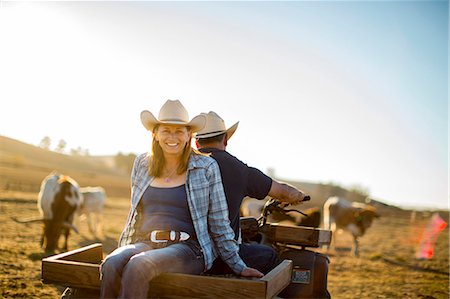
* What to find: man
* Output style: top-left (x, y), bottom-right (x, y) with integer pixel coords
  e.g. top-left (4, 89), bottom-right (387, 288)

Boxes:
top-left (195, 111), bottom-right (308, 274)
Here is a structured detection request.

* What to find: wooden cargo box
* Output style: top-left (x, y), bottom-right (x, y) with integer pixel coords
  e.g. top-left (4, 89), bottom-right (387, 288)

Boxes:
top-left (42, 243), bottom-right (293, 299)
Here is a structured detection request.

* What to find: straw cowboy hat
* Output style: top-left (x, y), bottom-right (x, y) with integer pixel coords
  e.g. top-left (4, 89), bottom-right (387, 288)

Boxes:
top-left (140, 100), bottom-right (206, 132)
top-left (195, 111), bottom-right (239, 140)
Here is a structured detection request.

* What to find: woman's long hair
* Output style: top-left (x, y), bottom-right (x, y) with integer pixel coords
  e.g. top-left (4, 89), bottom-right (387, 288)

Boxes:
top-left (148, 125), bottom-right (194, 177)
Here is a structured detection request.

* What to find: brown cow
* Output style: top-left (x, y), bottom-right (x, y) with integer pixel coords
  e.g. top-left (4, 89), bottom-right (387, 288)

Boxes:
top-left (269, 206), bottom-right (321, 228)
top-left (323, 196), bottom-right (379, 256)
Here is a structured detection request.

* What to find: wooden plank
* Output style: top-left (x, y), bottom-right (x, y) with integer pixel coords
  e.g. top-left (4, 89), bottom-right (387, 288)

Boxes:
top-left (42, 259), bottom-right (101, 289)
top-left (43, 243), bottom-right (103, 263)
top-left (265, 224), bottom-right (332, 247)
top-left (261, 260), bottom-right (293, 299)
top-left (149, 274), bottom-right (266, 299)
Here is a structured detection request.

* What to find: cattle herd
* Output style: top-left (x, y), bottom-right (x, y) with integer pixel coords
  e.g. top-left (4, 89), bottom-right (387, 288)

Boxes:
top-left (37, 172), bottom-right (106, 253)
top-left (31, 171), bottom-right (379, 256)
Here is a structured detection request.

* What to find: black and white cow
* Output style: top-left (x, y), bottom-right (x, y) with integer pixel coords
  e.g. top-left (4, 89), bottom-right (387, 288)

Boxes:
top-left (37, 172), bottom-right (81, 253)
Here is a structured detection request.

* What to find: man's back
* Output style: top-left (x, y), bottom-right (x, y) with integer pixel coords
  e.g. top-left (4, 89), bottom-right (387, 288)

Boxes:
top-left (196, 111), bottom-right (307, 275)
top-left (199, 147), bottom-right (272, 240)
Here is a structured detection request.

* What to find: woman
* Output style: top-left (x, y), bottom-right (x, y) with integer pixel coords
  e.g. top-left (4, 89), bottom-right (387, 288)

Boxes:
top-left (100, 100), bottom-right (262, 299)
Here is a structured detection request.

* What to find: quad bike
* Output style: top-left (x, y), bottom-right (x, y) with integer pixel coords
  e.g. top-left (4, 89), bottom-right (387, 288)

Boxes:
top-left (42, 197), bottom-right (332, 299)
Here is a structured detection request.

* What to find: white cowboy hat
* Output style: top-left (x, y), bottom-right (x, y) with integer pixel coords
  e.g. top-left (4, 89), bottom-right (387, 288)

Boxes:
top-left (140, 100), bottom-right (206, 132)
top-left (195, 111), bottom-right (239, 140)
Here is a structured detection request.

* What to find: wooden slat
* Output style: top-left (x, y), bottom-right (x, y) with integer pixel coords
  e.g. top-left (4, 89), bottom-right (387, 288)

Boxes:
top-left (43, 243), bottom-right (103, 263)
top-left (265, 224), bottom-right (332, 247)
top-left (261, 260), bottom-right (293, 299)
top-left (149, 273), bottom-right (266, 299)
top-left (42, 259), bottom-right (100, 289)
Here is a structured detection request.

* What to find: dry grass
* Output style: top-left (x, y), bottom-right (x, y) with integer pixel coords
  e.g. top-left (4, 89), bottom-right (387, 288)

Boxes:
top-left (0, 191), bottom-right (128, 299)
top-left (1, 190), bottom-right (448, 299)
top-left (325, 214), bottom-right (449, 298)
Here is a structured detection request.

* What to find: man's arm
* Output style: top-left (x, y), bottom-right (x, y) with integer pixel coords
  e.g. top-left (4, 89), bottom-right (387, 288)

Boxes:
top-left (268, 180), bottom-right (307, 205)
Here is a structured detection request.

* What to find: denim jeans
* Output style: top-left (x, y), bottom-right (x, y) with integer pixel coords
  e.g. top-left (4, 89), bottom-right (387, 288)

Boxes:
top-left (100, 240), bottom-right (204, 299)
top-left (206, 242), bottom-right (281, 275)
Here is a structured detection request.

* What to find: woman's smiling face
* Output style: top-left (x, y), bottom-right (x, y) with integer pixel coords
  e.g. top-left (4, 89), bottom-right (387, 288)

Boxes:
top-left (155, 125), bottom-right (191, 155)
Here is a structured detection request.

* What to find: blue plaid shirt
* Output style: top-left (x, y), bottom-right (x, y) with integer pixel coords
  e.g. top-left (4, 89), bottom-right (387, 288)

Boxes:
top-left (118, 152), bottom-right (247, 274)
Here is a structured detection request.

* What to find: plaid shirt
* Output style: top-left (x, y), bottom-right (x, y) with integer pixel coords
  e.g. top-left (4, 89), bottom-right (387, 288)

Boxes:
top-left (118, 152), bottom-right (246, 274)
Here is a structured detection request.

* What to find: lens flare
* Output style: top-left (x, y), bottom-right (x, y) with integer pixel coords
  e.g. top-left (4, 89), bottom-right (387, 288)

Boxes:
top-left (416, 213), bottom-right (447, 259)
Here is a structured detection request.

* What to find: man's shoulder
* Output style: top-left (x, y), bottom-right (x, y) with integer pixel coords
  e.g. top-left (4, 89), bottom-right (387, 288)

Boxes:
top-left (215, 150), bottom-right (247, 167)
top-left (200, 148), bottom-right (239, 161)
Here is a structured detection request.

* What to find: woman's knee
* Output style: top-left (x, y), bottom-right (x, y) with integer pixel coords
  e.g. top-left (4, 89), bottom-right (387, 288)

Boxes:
top-left (101, 254), bottom-right (124, 275)
top-left (102, 243), bottom-right (150, 273)
top-left (123, 253), bottom-right (158, 280)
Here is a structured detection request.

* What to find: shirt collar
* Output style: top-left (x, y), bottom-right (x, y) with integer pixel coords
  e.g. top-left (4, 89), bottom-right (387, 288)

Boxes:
top-left (199, 147), bottom-right (224, 154)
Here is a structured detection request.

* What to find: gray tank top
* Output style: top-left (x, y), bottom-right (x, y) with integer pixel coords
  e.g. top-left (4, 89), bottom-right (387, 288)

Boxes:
top-left (139, 184), bottom-right (196, 238)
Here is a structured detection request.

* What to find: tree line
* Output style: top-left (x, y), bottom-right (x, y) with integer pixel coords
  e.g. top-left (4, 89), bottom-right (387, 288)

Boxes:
top-left (38, 136), bottom-right (90, 156)
top-left (38, 136), bottom-right (136, 174)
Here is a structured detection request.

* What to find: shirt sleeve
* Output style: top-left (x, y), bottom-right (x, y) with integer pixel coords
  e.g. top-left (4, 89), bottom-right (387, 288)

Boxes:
top-left (206, 159), bottom-right (247, 274)
top-left (246, 166), bottom-right (272, 199)
top-left (118, 154), bottom-right (143, 247)
top-left (131, 154), bottom-right (140, 188)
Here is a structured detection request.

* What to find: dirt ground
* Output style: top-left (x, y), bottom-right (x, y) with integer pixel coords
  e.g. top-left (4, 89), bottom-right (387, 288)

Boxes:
top-left (1, 191), bottom-right (448, 299)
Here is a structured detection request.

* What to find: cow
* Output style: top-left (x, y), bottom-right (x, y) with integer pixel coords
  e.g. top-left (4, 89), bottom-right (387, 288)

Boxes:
top-left (285, 207), bottom-right (321, 228)
top-left (78, 186), bottom-right (106, 237)
top-left (37, 172), bottom-right (81, 253)
top-left (323, 196), bottom-right (379, 256)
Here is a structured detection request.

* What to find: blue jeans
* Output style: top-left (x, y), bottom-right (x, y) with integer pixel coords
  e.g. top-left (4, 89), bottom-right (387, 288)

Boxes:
top-left (206, 242), bottom-right (280, 275)
top-left (100, 240), bottom-right (204, 299)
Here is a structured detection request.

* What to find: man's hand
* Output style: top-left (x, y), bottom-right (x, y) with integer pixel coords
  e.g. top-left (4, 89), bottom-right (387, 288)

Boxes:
top-left (268, 181), bottom-right (308, 206)
top-left (240, 267), bottom-right (264, 278)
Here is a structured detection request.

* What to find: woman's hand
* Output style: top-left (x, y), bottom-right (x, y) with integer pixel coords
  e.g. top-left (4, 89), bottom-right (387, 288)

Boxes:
top-left (240, 267), bottom-right (264, 278)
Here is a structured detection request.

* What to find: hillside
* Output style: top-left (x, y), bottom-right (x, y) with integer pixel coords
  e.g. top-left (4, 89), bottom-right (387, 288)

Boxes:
top-left (0, 135), bottom-right (410, 214)
top-left (0, 135), bottom-right (131, 197)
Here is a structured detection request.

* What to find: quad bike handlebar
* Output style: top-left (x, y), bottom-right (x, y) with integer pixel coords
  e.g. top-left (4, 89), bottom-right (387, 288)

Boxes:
top-left (258, 196), bottom-right (311, 227)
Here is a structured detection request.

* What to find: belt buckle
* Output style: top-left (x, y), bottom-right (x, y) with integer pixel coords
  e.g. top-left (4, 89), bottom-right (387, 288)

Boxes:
top-left (150, 231), bottom-right (169, 243)
top-left (150, 230), bottom-right (190, 243)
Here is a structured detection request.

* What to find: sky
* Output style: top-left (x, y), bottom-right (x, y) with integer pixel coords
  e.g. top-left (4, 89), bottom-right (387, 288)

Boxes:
top-left (0, 1), bottom-right (448, 210)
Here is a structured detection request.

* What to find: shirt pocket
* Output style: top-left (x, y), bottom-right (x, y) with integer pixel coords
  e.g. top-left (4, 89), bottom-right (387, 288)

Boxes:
top-left (189, 179), bottom-right (209, 191)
